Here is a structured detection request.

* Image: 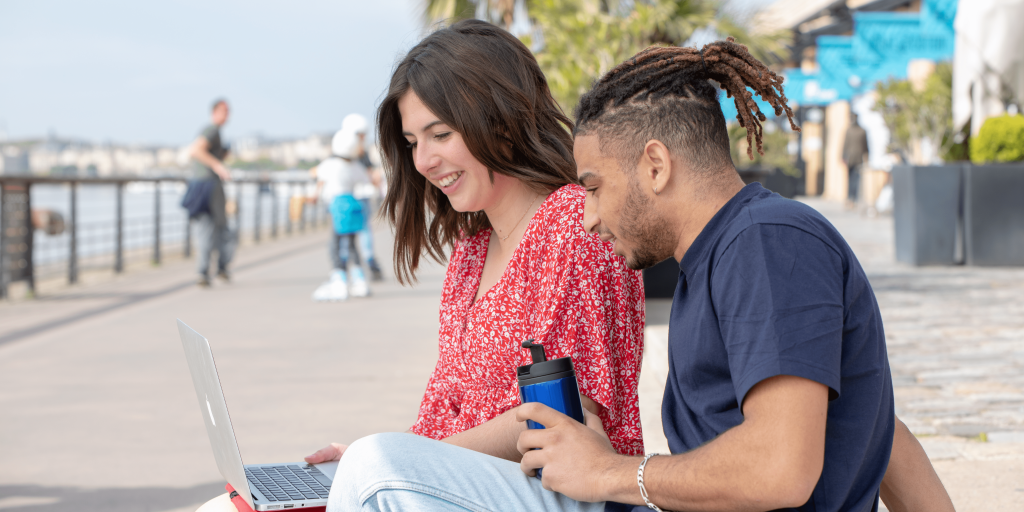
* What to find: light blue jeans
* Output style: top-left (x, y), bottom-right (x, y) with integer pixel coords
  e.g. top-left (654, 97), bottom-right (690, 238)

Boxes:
top-left (327, 433), bottom-right (607, 512)
top-left (357, 198), bottom-right (379, 270)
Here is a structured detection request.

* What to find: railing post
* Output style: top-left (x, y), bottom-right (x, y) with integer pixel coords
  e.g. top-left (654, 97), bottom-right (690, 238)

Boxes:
top-left (272, 182), bottom-right (280, 239)
top-left (0, 181), bottom-right (6, 299)
top-left (68, 181), bottom-right (78, 284)
top-left (285, 182), bottom-right (293, 235)
top-left (25, 183), bottom-right (34, 295)
top-left (153, 180), bottom-right (161, 265)
top-left (253, 182), bottom-right (262, 243)
top-left (271, 182), bottom-right (277, 238)
top-left (115, 182), bottom-right (124, 273)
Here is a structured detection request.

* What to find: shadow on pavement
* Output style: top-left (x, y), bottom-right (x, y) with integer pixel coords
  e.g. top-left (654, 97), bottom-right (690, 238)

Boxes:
top-left (0, 482), bottom-right (224, 512)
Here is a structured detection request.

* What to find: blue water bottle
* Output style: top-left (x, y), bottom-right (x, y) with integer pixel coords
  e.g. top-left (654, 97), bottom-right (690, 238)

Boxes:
top-left (517, 339), bottom-right (586, 477)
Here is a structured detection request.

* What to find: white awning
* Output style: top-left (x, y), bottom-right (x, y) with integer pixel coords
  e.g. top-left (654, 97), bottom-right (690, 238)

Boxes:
top-left (952, 0), bottom-right (1024, 134)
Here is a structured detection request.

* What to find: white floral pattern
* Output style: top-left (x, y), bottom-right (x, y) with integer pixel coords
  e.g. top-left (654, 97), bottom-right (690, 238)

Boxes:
top-left (410, 185), bottom-right (646, 455)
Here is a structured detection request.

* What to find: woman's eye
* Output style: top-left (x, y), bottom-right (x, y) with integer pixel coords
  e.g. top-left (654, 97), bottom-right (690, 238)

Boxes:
top-left (585, 187), bottom-right (598, 195)
top-left (406, 141), bottom-right (417, 150)
top-left (434, 132), bottom-right (452, 141)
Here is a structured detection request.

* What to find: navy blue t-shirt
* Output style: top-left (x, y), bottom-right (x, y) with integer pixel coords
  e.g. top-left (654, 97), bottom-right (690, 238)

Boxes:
top-left (640, 183), bottom-right (893, 512)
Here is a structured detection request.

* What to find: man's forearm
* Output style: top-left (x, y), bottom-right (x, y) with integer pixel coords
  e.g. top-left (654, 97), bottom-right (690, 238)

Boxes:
top-left (598, 422), bottom-right (820, 511)
top-left (191, 149), bottom-right (221, 172)
top-left (190, 141), bottom-right (229, 179)
top-left (592, 376), bottom-right (826, 511)
top-left (442, 408), bottom-right (526, 462)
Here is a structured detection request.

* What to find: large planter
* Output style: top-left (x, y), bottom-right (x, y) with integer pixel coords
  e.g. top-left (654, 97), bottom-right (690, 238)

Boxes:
top-left (892, 165), bottom-right (964, 266)
top-left (963, 163), bottom-right (1024, 266)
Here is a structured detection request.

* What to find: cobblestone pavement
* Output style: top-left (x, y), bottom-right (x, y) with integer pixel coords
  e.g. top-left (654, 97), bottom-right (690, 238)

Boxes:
top-left (805, 199), bottom-right (1024, 439)
top-left (795, 199), bottom-right (1024, 511)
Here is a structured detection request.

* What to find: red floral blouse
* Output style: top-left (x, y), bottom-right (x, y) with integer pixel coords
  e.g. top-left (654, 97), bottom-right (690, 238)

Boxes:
top-left (410, 184), bottom-right (646, 455)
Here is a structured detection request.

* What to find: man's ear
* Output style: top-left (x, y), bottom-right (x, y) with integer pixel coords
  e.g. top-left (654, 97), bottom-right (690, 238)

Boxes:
top-left (641, 140), bottom-right (673, 195)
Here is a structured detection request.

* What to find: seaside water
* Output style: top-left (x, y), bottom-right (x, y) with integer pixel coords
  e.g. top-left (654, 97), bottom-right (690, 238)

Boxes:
top-left (24, 179), bottom-right (317, 278)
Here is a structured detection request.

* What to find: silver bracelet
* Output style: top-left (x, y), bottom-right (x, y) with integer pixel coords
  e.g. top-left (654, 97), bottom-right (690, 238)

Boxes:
top-left (637, 453), bottom-right (665, 511)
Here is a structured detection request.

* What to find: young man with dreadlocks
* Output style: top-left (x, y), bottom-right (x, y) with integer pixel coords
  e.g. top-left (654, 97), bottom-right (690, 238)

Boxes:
top-left (325, 40), bottom-right (953, 512)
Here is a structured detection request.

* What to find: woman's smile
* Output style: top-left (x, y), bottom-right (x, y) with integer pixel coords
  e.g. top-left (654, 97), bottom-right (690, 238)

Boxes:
top-left (438, 171), bottom-right (463, 189)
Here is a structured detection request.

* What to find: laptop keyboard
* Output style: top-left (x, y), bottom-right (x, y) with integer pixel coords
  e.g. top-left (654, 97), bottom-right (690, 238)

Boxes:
top-left (246, 464), bottom-right (332, 502)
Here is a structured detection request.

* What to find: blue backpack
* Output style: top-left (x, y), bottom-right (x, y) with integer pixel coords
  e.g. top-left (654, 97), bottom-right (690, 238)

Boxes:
top-left (329, 194), bottom-right (364, 235)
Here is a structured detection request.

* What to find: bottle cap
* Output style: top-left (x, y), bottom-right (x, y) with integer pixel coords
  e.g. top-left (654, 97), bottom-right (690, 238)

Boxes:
top-left (517, 339), bottom-right (576, 386)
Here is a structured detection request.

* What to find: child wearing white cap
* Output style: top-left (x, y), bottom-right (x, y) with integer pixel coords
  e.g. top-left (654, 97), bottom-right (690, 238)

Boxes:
top-left (311, 123), bottom-right (371, 301)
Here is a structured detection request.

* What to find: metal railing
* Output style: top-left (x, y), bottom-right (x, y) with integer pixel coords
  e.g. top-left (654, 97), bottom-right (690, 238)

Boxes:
top-left (0, 174), bottom-right (325, 298)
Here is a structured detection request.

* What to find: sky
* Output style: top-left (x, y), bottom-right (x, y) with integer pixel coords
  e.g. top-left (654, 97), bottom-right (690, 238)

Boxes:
top-left (0, 0), bottom-right (423, 146)
top-left (0, 0), bottom-right (777, 147)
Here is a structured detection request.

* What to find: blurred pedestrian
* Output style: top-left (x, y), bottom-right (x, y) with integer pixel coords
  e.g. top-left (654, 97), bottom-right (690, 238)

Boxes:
top-left (343, 114), bottom-right (386, 282)
top-left (843, 113), bottom-right (869, 208)
top-left (311, 127), bottom-right (371, 301)
top-left (188, 98), bottom-right (235, 287)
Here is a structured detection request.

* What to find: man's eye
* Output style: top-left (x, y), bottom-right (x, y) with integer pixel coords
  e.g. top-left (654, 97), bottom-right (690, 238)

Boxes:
top-left (585, 187), bottom-right (598, 195)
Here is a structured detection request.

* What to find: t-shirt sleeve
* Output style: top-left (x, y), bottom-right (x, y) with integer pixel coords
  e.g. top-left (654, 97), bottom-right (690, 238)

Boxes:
top-left (528, 216), bottom-right (645, 456)
top-left (711, 224), bottom-right (844, 406)
top-left (200, 125), bottom-right (217, 142)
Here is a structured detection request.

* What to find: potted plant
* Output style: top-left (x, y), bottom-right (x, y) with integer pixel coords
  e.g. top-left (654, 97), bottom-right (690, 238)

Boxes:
top-left (963, 113), bottom-right (1024, 266)
top-left (878, 62), bottom-right (968, 265)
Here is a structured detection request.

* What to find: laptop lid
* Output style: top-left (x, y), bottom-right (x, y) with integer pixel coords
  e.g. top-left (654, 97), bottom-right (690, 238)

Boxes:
top-left (177, 319), bottom-right (256, 510)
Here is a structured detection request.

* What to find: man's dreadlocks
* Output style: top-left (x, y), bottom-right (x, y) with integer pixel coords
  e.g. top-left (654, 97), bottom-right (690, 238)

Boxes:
top-left (574, 38), bottom-right (799, 171)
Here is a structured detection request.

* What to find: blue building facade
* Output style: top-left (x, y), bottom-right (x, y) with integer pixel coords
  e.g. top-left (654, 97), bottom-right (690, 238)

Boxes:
top-left (721, 0), bottom-right (958, 119)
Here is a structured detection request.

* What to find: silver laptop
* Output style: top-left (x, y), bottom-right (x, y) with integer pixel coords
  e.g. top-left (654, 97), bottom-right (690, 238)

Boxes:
top-left (178, 319), bottom-right (338, 511)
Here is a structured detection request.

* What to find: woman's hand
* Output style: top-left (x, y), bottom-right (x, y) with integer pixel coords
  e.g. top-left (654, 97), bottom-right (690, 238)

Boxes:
top-left (580, 395), bottom-right (601, 416)
top-left (304, 443), bottom-right (348, 463)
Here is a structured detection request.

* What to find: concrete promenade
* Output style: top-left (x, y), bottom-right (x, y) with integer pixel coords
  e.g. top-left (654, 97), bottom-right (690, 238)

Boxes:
top-left (0, 221), bottom-right (444, 512)
top-left (1, 200), bottom-right (1023, 511)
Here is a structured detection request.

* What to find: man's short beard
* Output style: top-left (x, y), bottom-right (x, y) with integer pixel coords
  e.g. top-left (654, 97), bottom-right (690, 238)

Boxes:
top-left (620, 175), bottom-right (675, 271)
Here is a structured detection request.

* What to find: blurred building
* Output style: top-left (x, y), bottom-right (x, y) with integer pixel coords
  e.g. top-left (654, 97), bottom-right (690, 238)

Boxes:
top-left (748, 0), bottom-right (958, 203)
top-left (0, 138), bottom-right (190, 176)
top-left (233, 133), bottom-right (332, 169)
top-left (0, 133), bottom-right (333, 176)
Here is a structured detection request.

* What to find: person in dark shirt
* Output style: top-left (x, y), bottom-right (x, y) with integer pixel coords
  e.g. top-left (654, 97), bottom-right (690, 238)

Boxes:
top-left (518, 42), bottom-right (953, 511)
top-left (189, 98), bottom-right (234, 287)
top-left (843, 114), bottom-right (870, 207)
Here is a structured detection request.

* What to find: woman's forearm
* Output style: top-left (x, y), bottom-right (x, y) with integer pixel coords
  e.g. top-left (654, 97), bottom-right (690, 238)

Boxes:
top-left (441, 408), bottom-right (527, 462)
top-left (879, 417), bottom-right (954, 512)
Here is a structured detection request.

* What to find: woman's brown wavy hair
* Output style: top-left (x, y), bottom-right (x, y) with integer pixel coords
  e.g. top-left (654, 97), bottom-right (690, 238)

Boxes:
top-left (377, 19), bottom-right (577, 284)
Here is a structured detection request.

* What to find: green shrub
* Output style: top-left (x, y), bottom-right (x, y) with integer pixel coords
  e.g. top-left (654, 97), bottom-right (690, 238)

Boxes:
top-left (970, 114), bottom-right (1024, 163)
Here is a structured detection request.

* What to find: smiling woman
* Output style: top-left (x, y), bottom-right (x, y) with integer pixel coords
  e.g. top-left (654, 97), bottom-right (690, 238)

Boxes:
top-left (376, 20), bottom-right (579, 285)
top-left (350, 19), bottom-right (648, 460)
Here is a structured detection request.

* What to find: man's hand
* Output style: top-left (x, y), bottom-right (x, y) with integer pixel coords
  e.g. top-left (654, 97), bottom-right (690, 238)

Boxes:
top-left (303, 442), bottom-right (348, 463)
top-left (213, 162), bottom-right (232, 181)
top-left (515, 403), bottom-right (628, 502)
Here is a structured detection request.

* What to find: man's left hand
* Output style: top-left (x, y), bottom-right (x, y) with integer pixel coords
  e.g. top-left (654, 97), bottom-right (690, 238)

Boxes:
top-left (515, 402), bottom-right (630, 503)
